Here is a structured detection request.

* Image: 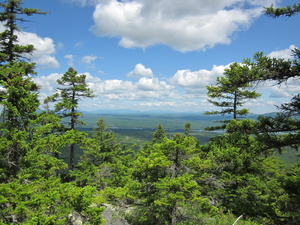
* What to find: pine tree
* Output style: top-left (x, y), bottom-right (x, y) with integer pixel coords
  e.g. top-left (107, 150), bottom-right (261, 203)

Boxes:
top-left (243, 51), bottom-right (300, 151)
top-left (50, 67), bottom-right (94, 170)
top-left (205, 62), bottom-right (261, 130)
top-left (265, 3), bottom-right (300, 18)
top-left (242, 3), bottom-right (300, 151)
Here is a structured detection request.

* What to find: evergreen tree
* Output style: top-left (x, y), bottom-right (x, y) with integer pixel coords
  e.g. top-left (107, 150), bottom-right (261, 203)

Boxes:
top-left (202, 119), bottom-right (287, 224)
top-left (152, 124), bottom-right (167, 143)
top-left (243, 52), bottom-right (300, 151)
top-left (73, 118), bottom-right (133, 189)
top-left (184, 122), bottom-right (191, 136)
top-left (278, 164), bottom-right (300, 224)
top-left (242, 2), bottom-right (300, 151)
top-left (265, 3), bottom-right (300, 18)
top-left (0, 176), bottom-right (105, 224)
top-left (51, 67), bottom-right (94, 170)
top-left (0, 0), bottom-right (46, 177)
top-left (0, 2), bottom-right (105, 224)
top-left (239, 6), bottom-right (300, 223)
top-left (205, 62), bottom-right (261, 130)
top-left (0, 0), bottom-right (46, 64)
top-left (129, 124), bottom-right (215, 224)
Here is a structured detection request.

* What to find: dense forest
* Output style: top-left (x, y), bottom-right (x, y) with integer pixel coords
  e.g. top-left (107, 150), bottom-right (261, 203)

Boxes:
top-left (0, 1), bottom-right (300, 224)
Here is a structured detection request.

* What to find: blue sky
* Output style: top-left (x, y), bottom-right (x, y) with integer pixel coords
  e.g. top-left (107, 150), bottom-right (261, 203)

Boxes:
top-left (8, 0), bottom-right (300, 113)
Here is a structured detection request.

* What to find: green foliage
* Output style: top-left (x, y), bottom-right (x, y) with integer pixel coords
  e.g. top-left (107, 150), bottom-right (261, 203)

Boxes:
top-left (47, 67), bottom-right (95, 170)
top-left (265, 3), bottom-right (300, 18)
top-left (128, 125), bottom-right (216, 224)
top-left (243, 51), bottom-right (299, 85)
top-left (0, 177), bottom-right (105, 224)
top-left (51, 67), bottom-right (94, 130)
top-left (200, 119), bottom-right (288, 224)
top-left (205, 62), bottom-right (261, 130)
top-left (277, 164), bottom-right (300, 224)
top-left (0, 0), bottom-right (47, 63)
top-left (152, 124), bottom-right (167, 143)
top-left (0, 0), bottom-right (44, 178)
top-left (176, 211), bottom-right (260, 225)
top-left (73, 118), bottom-right (134, 189)
top-left (244, 50), bottom-right (300, 151)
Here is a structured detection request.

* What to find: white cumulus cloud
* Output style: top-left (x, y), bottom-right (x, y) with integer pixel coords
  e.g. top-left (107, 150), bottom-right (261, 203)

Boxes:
top-left (127, 63), bottom-right (154, 78)
top-left (137, 77), bottom-right (174, 91)
top-left (90, 0), bottom-right (278, 52)
top-left (82, 55), bottom-right (98, 64)
top-left (35, 71), bottom-right (177, 103)
top-left (268, 45), bottom-right (297, 60)
top-left (169, 64), bottom-right (228, 91)
top-left (33, 73), bottom-right (62, 94)
top-left (0, 23), bottom-right (59, 69)
top-left (269, 87), bottom-right (291, 98)
top-left (81, 55), bottom-right (98, 69)
top-left (17, 32), bottom-right (60, 69)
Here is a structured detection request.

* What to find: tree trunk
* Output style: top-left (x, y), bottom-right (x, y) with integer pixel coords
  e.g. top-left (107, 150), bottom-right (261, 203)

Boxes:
top-left (233, 91), bottom-right (237, 119)
top-left (69, 89), bottom-right (76, 170)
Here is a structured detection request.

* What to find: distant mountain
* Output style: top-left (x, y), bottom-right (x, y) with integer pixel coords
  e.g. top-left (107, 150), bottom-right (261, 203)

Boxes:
top-left (83, 109), bottom-right (141, 114)
top-left (76, 110), bottom-right (281, 130)
top-left (83, 110), bottom-right (279, 118)
top-left (83, 109), bottom-right (209, 115)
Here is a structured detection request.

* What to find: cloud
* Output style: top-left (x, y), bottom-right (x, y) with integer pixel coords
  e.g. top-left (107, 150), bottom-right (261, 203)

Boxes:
top-left (81, 55), bottom-right (98, 68)
top-left (268, 45), bottom-right (297, 60)
top-left (137, 101), bottom-right (178, 108)
top-left (134, 101), bottom-right (201, 112)
top-left (35, 71), bottom-right (176, 102)
top-left (75, 41), bottom-right (84, 48)
top-left (137, 77), bottom-right (174, 91)
top-left (82, 55), bottom-right (98, 64)
top-left (90, 0), bottom-right (277, 52)
top-left (90, 77), bottom-right (175, 101)
top-left (17, 32), bottom-right (60, 69)
top-left (33, 57), bottom-right (296, 113)
top-left (62, 0), bottom-right (100, 7)
top-left (33, 73), bottom-right (62, 94)
top-left (127, 63), bottom-right (155, 78)
top-left (267, 78), bottom-right (300, 99)
top-left (169, 64), bottom-right (228, 92)
top-left (0, 23), bottom-right (59, 69)
top-left (269, 87), bottom-right (291, 98)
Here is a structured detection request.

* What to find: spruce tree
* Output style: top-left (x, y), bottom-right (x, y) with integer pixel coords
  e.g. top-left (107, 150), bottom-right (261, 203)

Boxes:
top-left (0, 2), bottom-right (106, 224)
top-left (0, 0), bottom-right (46, 177)
top-left (0, 0), bottom-right (46, 63)
top-left (152, 124), bottom-right (167, 143)
top-left (73, 118), bottom-right (133, 189)
top-left (129, 125), bottom-right (215, 224)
